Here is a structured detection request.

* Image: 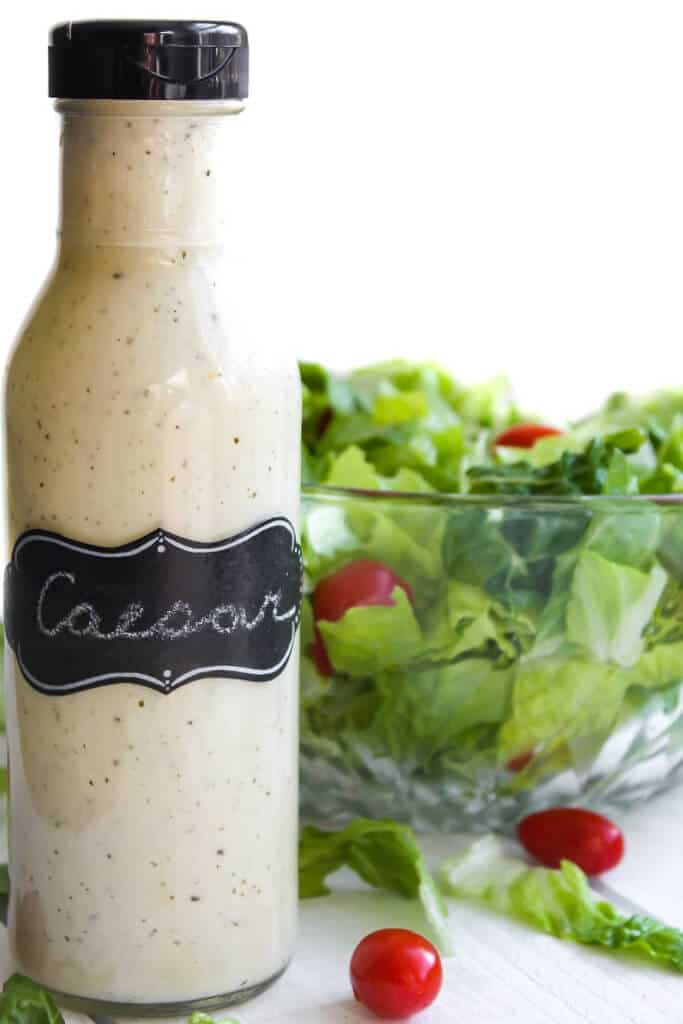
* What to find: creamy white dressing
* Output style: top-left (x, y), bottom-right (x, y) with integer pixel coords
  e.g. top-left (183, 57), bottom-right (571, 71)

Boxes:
top-left (4, 100), bottom-right (300, 1008)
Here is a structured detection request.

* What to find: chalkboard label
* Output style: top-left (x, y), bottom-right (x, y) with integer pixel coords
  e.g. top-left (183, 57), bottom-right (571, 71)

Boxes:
top-left (4, 519), bottom-right (302, 696)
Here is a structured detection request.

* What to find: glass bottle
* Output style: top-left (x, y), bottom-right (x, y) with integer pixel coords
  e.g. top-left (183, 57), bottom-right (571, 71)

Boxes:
top-left (3, 20), bottom-right (301, 1016)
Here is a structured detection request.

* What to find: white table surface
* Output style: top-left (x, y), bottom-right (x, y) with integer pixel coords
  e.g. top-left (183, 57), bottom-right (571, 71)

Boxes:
top-left (1, 788), bottom-right (683, 1024)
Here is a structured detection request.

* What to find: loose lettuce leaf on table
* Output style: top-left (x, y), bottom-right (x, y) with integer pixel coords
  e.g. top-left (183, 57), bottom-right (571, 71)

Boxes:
top-left (440, 836), bottom-right (683, 972)
top-left (299, 817), bottom-right (451, 953)
top-left (188, 1014), bottom-right (240, 1024)
top-left (0, 975), bottom-right (64, 1024)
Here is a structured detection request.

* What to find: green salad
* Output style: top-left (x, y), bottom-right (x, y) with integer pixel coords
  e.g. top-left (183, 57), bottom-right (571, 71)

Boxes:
top-left (299, 361), bottom-right (683, 829)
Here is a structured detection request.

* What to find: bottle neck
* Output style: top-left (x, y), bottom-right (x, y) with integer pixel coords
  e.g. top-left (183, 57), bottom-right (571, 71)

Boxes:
top-left (57, 99), bottom-right (244, 251)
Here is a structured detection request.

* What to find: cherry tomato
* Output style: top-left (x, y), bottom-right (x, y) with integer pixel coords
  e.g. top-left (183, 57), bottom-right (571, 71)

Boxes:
top-left (350, 928), bottom-right (442, 1020)
top-left (310, 626), bottom-right (334, 677)
top-left (517, 807), bottom-right (625, 875)
top-left (506, 750), bottom-right (534, 773)
top-left (312, 560), bottom-right (413, 675)
top-left (316, 408), bottom-right (334, 438)
top-left (495, 423), bottom-right (563, 448)
top-left (314, 560), bottom-right (414, 622)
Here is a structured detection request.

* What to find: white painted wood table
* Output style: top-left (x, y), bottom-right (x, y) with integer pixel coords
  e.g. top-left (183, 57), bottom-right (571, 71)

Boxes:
top-left (2, 788), bottom-right (683, 1024)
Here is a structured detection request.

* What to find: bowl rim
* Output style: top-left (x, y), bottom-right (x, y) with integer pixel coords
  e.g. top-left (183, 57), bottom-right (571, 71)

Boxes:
top-left (301, 482), bottom-right (683, 508)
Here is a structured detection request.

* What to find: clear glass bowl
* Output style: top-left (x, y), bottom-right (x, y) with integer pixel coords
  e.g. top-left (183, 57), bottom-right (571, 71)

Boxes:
top-left (299, 486), bottom-right (683, 832)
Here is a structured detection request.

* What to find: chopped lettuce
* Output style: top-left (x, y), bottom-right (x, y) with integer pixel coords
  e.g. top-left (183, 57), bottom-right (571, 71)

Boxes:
top-left (0, 975), bottom-right (64, 1024)
top-left (467, 433), bottom-right (649, 496)
top-left (300, 363), bottom-right (683, 822)
top-left (188, 1014), bottom-right (241, 1024)
top-left (318, 588), bottom-right (423, 676)
top-left (0, 986), bottom-right (241, 1024)
top-left (440, 836), bottom-right (683, 972)
top-left (302, 361), bottom-right (524, 493)
top-left (303, 364), bottom-right (683, 497)
top-left (497, 658), bottom-right (625, 765)
top-left (566, 551), bottom-right (667, 667)
top-left (367, 661), bottom-right (513, 770)
top-left (299, 817), bottom-right (451, 953)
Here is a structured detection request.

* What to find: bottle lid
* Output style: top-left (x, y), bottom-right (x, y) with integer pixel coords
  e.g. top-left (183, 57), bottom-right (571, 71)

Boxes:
top-left (49, 20), bottom-right (248, 100)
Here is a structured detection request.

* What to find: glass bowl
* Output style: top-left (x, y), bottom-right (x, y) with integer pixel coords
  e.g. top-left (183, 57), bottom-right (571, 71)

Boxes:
top-left (299, 486), bottom-right (683, 832)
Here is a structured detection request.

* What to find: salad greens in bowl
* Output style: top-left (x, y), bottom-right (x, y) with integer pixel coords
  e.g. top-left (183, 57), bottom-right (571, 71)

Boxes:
top-left (299, 361), bottom-right (683, 831)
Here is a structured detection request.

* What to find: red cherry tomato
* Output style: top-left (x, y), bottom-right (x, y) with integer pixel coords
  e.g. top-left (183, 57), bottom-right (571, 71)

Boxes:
top-left (350, 928), bottom-right (442, 1020)
top-left (517, 807), bottom-right (624, 876)
top-left (312, 560), bottom-right (413, 675)
top-left (310, 626), bottom-right (334, 677)
top-left (495, 423), bottom-right (563, 448)
top-left (506, 750), bottom-right (534, 773)
top-left (316, 408), bottom-right (334, 438)
top-left (314, 560), bottom-right (414, 622)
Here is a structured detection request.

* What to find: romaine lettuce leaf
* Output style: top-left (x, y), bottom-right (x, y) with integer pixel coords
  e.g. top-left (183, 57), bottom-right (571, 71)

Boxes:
top-left (300, 363), bottom-right (683, 804)
top-left (440, 836), bottom-right (683, 972)
top-left (0, 975), bottom-right (64, 1024)
top-left (189, 1014), bottom-right (240, 1024)
top-left (626, 641), bottom-right (683, 689)
top-left (583, 506), bottom-right (661, 569)
top-left (303, 447), bottom-right (444, 596)
top-left (302, 360), bottom-right (525, 491)
top-left (366, 661), bottom-right (513, 769)
top-left (299, 817), bottom-right (452, 953)
top-left (442, 508), bottom-right (519, 589)
top-left (318, 588), bottom-right (423, 676)
top-left (467, 434), bottom-right (648, 497)
top-left (498, 658), bottom-right (625, 764)
top-left (566, 551), bottom-right (667, 667)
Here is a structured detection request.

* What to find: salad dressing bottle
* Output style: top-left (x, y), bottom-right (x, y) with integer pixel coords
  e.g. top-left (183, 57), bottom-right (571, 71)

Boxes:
top-left (3, 21), bottom-right (301, 1015)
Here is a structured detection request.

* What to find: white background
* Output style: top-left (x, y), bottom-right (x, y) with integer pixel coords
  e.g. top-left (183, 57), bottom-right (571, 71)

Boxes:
top-left (2, 1), bottom-right (683, 418)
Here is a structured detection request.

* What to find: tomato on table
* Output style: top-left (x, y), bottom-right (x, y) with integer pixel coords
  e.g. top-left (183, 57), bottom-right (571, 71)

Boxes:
top-left (311, 560), bottom-right (414, 676)
top-left (495, 423), bottom-right (563, 448)
top-left (350, 928), bottom-right (442, 1019)
top-left (518, 807), bottom-right (625, 875)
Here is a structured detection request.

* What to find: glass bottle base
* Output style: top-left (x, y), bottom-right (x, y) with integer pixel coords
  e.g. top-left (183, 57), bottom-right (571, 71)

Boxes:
top-left (49, 962), bottom-right (289, 1019)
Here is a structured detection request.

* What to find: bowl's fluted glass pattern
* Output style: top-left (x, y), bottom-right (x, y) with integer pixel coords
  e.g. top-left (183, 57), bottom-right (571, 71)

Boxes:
top-left (299, 488), bottom-right (683, 831)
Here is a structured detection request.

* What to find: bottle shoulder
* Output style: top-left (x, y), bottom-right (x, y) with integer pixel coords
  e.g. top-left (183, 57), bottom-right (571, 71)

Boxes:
top-left (7, 256), bottom-right (300, 402)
